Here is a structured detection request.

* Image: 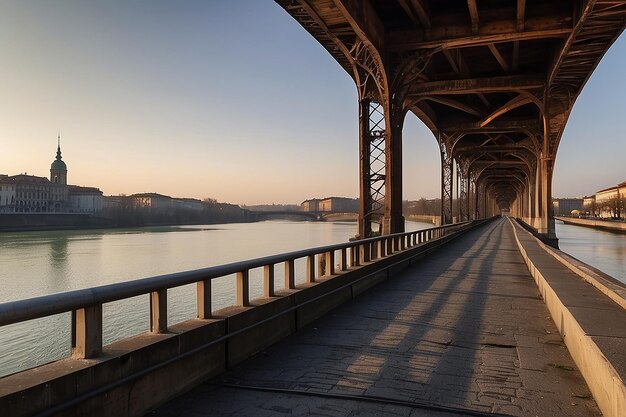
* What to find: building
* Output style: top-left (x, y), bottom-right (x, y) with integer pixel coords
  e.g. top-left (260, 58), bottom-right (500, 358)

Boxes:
top-left (68, 186), bottom-right (103, 214)
top-left (552, 198), bottom-right (583, 217)
top-left (595, 181), bottom-right (625, 219)
top-left (318, 197), bottom-right (359, 213)
top-left (0, 175), bottom-right (16, 212)
top-left (582, 196), bottom-right (596, 215)
top-left (0, 174), bottom-right (52, 213)
top-left (301, 199), bottom-right (320, 212)
top-left (130, 193), bottom-right (173, 213)
top-left (0, 135), bottom-right (103, 214)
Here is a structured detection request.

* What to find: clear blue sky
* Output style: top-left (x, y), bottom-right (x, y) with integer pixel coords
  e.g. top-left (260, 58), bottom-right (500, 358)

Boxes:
top-left (1, 1), bottom-right (624, 204)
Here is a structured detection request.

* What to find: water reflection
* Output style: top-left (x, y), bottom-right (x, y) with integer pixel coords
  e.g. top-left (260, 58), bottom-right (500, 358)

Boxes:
top-left (48, 234), bottom-right (69, 267)
top-left (556, 221), bottom-right (626, 283)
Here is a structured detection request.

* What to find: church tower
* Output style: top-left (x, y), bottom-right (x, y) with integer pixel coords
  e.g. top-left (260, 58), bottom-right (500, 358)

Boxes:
top-left (50, 134), bottom-right (67, 185)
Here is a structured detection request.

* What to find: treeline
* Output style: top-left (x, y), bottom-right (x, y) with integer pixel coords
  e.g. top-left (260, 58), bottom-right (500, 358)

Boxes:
top-left (403, 198), bottom-right (441, 216)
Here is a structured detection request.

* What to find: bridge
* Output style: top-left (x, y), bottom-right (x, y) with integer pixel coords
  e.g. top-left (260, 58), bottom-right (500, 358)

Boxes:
top-left (1, 2), bottom-right (625, 417)
top-left (250, 210), bottom-right (359, 222)
top-left (276, 0), bottom-right (625, 247)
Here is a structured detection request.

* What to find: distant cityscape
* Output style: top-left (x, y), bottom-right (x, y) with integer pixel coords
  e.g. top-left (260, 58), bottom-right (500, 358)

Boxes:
top-left (553, 181), bottom-right (626, 219)
top-left (2, 139), bottom-right (623, 223)
top-left (0, 140), bottom-right (364, 229)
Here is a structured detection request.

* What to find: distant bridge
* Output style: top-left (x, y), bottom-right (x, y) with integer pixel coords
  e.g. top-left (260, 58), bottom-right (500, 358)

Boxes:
top-left (250, 210), bottom-right (358, 222)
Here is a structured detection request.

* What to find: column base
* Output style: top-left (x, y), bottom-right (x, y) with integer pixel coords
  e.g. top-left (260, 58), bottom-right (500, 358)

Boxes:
top-left (382, 215), bottom-right (405, 235)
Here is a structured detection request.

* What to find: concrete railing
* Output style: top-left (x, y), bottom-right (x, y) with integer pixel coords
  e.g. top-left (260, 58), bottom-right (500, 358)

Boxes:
top-left (509, 218), bottom-right (626, 417)
top-left (0, 219), bottom-right (489, 417)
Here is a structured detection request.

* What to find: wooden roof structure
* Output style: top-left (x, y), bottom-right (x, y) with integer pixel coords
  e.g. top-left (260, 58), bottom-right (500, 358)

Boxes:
top-left (275, 0), bottom-right (625, 227)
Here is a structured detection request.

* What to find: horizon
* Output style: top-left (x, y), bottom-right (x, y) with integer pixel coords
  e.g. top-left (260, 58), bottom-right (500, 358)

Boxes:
top-left (2, 2), bottom-right (625, 205)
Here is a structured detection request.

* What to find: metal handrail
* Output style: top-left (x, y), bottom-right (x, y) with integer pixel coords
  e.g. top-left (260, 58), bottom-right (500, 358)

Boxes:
top-left (0, 220), bottom-right (472, 362)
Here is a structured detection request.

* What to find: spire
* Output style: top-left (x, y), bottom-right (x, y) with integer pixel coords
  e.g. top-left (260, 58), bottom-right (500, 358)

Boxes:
top-left (56, 132), bottom-right (62, 160)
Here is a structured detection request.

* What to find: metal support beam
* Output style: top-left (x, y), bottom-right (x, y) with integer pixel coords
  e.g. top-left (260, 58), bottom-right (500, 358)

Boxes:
top-left (359, 100), bottom-right (387, 237)
top-left (439, 137), bottom-right (453, 225)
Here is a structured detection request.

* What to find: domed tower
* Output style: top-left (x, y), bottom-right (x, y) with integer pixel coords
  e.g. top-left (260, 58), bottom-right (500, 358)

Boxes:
top-left (50, 134), bottom-right (67, 185)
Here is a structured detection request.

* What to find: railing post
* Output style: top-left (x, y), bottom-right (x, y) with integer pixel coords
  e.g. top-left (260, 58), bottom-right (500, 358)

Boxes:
top-left (317, 253), bottom-right (326, 277)
top-left (352, 245), bottom-right (360, 267)
top-left (150, 289), bottom-right (167, 333)
top-left (306, 255), bottom-right (316, 283)
top-left (196, 279), bottom-right (211, 319)
top-left (360, 243), bottom-right (370, 263)
top-left (284, 260), bottom-right (295, 290)
top-left (325, 251), bottom-right (335, 276)
top-left (71, 304), bottom-right (102, 359)
top-left (386, 238), bottom-right (393, 254)
top-left (236, 270), bottom-right (250, 306)
top-left (377, 239), bottom-right (385, 257)
top-left (339, 248), bottom-right (348, 271)
top-left (264, 264), bottom-right (275, 297)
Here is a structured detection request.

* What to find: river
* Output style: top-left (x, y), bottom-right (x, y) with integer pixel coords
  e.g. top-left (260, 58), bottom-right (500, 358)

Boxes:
top-left (555, 220), bottom-right (626, 283)
top-left (0, 220), bottom-right (430, 377)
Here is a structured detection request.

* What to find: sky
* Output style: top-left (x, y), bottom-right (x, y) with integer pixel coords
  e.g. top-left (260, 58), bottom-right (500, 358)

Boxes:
top-left (1, 1), bottom-right (624, 204)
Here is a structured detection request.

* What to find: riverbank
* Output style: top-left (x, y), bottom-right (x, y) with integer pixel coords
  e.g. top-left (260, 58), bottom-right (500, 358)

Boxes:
top-left (0, 213), bottom-right (258, 233)
top-left (0, 213), bottom-right (115, 232)
top-left (406, 214), bottom-right (440, 225)
top-left (556, 216), bottom-right (626, 233)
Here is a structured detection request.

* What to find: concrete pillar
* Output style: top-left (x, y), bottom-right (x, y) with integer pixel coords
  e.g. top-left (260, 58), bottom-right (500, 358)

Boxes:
top-left (539, 156), bottom-right (558, 245)
top-left (534, 158), bottom-right (542, 229)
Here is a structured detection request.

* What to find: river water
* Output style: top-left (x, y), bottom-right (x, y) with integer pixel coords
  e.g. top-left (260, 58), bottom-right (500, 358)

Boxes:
top-left (555, 220), bottom-right (626, 283)
top-left (0, 220), bottom-right (430, 377)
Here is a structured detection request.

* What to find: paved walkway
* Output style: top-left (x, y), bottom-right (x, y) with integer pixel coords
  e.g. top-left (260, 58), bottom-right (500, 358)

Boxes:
top-left (151, 218), bottom-right (601, 417)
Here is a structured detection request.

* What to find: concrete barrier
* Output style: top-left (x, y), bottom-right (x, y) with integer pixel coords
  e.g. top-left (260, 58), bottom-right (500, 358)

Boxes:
top-left (556, 216), bottom-right (626, 233)
top-left (509, 218), bottom-right (626, 417)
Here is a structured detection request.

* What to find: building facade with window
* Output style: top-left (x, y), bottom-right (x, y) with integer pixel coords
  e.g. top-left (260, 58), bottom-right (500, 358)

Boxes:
top-left (0, 137), bottom-right (102, 214)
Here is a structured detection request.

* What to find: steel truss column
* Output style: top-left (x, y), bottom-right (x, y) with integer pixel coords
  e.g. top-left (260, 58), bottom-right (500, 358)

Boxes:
top-left (469, 170), bottom-right (477, 220)
top-left (358, 99), bottom-right (386, 238)
top-left (457, 158), bottom-right (470, 222)
top-left (438, 137), bottom-right (453, 225)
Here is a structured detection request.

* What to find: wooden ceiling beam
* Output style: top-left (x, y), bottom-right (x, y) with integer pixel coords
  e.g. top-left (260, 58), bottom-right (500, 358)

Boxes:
top-left (467, 0), bottom-right (479, 35)
top-left (456, 145), bottom-right (536, 154)
top-left (479, 94), bottom-right (533, 127)
top-left (425, 97), bottom-right (482, 117)
top-left (409, 74), bottom-right (544, 95)
top-left (388, 15), bottom-right (572, 51)
top-left (439, 118), bottom-right (541, 133)
top-left (331, 0), bottom-right (385, 55)
top-left (517, 0), bottom-right (526, 31)
top-left (488, 43), bottom-right (510, 72)
top-left (392, 28), bottom-right (570, 50)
